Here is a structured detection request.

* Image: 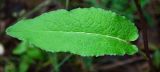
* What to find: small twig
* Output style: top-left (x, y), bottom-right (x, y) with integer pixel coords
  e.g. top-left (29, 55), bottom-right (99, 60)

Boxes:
top-left (96, 57), bottom-right (143, 70)
top-left (49, 53), bottom-right (59, 72)
top-left (56, 54), bottom-right (72, 68)
top-left (19, 0), bottom-right (52, 20)
top-left (65, 0), bottom-right (70, 10)
top-left (133, 0), bottom-right (155, 72)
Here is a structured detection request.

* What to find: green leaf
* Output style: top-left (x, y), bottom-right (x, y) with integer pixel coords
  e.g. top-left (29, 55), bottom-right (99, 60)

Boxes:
top-left (140, 0), bottom-right (150, 7)
top-left (19, 61), bottom-right (29, 72)
top-left (4, 62), bottom-right (16, 72)
top-left (153, 50), bottom-right (160, 68)
top-left (19, 56), bottom-right (32, 72)
top-left (26, 47), bottom-right (43, 59)
top-left (6, 7), bottom-right (139, 56)
top-left (13, 41), bottom-right (43, 59)
top-left (13, 41), bottom-right (28, 54)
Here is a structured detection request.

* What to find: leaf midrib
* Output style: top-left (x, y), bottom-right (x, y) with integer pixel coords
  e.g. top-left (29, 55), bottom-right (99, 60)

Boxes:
top-left (8, 30), bottom-right (129, 43)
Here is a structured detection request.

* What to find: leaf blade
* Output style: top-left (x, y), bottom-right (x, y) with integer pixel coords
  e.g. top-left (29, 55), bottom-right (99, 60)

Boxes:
top-left (6, 7), bottom-right (139, 56)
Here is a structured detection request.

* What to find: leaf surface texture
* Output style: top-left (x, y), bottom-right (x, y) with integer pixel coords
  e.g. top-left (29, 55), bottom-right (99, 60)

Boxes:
top-left (6, 7), bottom-right (139, 56)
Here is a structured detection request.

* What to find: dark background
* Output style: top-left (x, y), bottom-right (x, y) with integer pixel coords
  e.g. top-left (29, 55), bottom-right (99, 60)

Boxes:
top-left (0, 0), bottom-right (160, 72)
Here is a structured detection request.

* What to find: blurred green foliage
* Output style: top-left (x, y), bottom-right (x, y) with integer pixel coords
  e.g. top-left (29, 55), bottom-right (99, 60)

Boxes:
top-left (4, 61), bottom-right (16, 72)
top-left (86, 0), bottom-right (150, 21)
top-left (12, 41), bottom-right (44, 72)
top-left (153, 49), bottom-right (160, 69)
